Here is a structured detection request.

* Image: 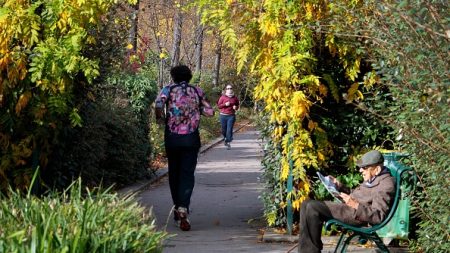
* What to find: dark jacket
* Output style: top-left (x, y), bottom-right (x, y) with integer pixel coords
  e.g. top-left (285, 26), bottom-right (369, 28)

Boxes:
top-left (325, 171), bottom-right (395, 226)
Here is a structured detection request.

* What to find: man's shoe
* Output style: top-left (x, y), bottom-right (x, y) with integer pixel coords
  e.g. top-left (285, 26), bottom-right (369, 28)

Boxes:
top-left (177, 207), bottom-right (191, 231)
top-left (226, 142), bottom-right (231, 150)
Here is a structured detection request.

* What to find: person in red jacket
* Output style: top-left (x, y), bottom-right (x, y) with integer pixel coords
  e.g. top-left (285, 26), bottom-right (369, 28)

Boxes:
top-left (217, 85), bottom-right (240, 149)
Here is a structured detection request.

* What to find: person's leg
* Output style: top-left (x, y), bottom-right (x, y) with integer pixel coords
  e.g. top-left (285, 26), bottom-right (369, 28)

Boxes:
top-left (298, 200), bottom-right (333, 253)
top-left (227, 115), bottom-right (236, 142)
top-left (225, 115), bottom-right (234, 143)
top-left (166, 147), bottom-right (182, 208)
top-left (175, 146), bottom-right (199, 231)
top-left (219, 114), bottom-right (227, 141)
top-left (177, 146), bottom-right (199, 210)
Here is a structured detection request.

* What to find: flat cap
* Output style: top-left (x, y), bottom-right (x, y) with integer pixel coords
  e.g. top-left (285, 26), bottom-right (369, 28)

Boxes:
top-left (356, 150), bottom-right (384, 168)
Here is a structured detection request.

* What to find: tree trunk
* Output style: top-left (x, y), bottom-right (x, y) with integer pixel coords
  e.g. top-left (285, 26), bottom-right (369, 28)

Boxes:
top-left (129, 0), bottom-right (139, 50)
top-left (146, 1), bottom-right (166, 88)
top-left (212, 35), bottom-right (222, 87)
top-left (158, 59), bottom-right (165, 88)
top-left (171, 8), bottom-right (182, 67)
top-left (194, 14), bottom-right (204, 77)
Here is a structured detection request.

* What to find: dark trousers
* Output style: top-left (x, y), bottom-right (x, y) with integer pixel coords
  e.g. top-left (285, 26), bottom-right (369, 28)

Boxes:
top-left (298, 200), bottom-right (333, 253)
top-left (220, 114), bottom-right (236, 143)
top-left (166, 146), bottom-right (199, 210)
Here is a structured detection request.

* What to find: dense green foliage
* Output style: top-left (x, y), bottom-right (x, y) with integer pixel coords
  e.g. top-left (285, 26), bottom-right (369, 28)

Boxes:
top-left (333, 1), bottom-right (449, 251)
top-left (44, 46), bottom-right (159, 189)
top-left (0, 0), bottom-right (138, 190)
top-left (0, 179), bottom-right (166, 252)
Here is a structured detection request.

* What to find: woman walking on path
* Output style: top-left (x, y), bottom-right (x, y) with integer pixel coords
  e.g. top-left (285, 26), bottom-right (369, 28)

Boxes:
top-left (217, 85), bottom-right (240, 150)
top-left (154, 65), bottom-right (214, 231)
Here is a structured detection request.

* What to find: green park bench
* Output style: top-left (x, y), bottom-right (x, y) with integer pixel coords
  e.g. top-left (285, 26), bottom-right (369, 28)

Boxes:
top-left (324, 152), bottom-right (416, 253)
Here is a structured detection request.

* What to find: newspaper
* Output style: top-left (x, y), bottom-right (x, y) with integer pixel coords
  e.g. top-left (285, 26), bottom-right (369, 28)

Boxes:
top-left (317, 172), bottom-right (343, 203)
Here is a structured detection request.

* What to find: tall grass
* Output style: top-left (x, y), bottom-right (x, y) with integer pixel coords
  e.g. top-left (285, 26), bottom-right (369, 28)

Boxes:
top-left (0, 179), bottom-right (167, 252)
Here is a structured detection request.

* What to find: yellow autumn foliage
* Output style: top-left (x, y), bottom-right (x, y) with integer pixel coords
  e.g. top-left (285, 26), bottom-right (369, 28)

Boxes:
top-left (196, 0), bottom-right (371, 222)
top-left (0, 0), bottom-right (138, 190)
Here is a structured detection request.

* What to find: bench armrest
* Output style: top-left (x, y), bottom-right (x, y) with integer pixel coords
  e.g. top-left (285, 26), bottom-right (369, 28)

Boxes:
top-left (325, 219), bottom-right (384, 234)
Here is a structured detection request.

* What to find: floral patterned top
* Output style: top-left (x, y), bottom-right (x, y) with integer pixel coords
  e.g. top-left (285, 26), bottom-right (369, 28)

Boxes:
top-left (155, 81), bottom-right (213, 135)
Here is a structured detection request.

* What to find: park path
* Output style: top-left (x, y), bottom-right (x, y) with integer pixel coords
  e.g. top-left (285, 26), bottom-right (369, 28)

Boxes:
top-left (138, 127), bottom-right (295, 253)
top-left (137, 126), bottom-right (408, 253)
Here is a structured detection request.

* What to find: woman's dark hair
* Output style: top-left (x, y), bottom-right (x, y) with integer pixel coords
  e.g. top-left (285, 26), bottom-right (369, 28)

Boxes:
top-left (170, 65), bottom-right (192, 83)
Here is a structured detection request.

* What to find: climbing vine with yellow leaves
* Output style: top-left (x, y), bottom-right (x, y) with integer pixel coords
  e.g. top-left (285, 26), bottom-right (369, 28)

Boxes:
top-left (195, 0), bottom-right (385, 227)
top-left (0, 0), bottom-right (137, 190)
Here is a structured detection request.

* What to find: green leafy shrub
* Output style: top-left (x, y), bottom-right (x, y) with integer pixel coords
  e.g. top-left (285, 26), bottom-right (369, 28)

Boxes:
top-left (235, 107), bottom-right (254, 122)
top-left (261, 142), bottom-right (286, 228)
top-left (256, 113), bottom-right (286, 227)
top-left (148, 121), bottom-right (166, 161)
top-left (193, 72), bottom-right (222, 105)
top-left (106, 67), bottom-right (158, 114)
top-left (330, 1), bottom-right (449, 251)
top-left (376, 7), bottom-right (448, 253)
top-left (45, 66), bottom-right (158, 189)
top-left (45, 98), bottom-right (151, 189)
top-left (199, 113), bottom-right (222, 144)
top-left (0, 179), bottom-right (167, 252)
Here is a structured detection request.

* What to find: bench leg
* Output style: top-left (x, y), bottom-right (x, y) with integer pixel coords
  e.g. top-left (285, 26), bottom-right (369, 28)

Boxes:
top-left (372, 234), bottom-right (390, 253)
top-left (333, 232), bottom-right (346, 253)
top-left (334, 232), bottom-right (357, 253)
top-left (341, 233), bottom-right (358, 253)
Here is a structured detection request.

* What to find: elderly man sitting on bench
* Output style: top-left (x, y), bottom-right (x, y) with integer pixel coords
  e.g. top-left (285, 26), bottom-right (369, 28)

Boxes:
top-left (298, 150), bottom-right (395, 253)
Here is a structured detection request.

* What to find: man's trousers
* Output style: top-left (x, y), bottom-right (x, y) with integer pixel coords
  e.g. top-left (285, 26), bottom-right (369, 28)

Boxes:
top-left (298, 200), bottom-right (333, 253)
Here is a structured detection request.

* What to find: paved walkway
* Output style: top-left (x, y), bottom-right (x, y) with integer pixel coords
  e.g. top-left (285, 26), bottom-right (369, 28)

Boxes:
top-left (136, 127), bottom-right (409, 253)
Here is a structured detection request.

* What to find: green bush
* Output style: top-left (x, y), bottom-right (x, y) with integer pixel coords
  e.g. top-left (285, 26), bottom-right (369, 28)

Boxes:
top-left (0, 179), bottom-right (167, 252)
top-left (46, 100), bottom-right (151, 189)
top-left (335, 1), bottom-right (449, 251)
top-left (45, 68), bottom-right (158, 190)
top-left (148, 120), bottom-right (166, 161)
top-left (199, 116), bottom-right (222, 144)
top-left (256, 113), bottom-right (286, 227)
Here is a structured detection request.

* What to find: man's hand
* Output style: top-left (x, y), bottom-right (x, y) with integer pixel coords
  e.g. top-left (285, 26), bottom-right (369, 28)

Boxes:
top-left (340, 193), bottom-right (359, 209)
top-left (328, 175), bottom-right (342, 189)
top-left (232, 105), bottom-right (237, 110)
top-left (225, 101), bottom-right (230, 106)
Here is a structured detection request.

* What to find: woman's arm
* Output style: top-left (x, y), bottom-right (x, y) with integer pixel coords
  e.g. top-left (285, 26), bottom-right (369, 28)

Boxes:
top-left (217, 96), bottom-right (226, 109)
